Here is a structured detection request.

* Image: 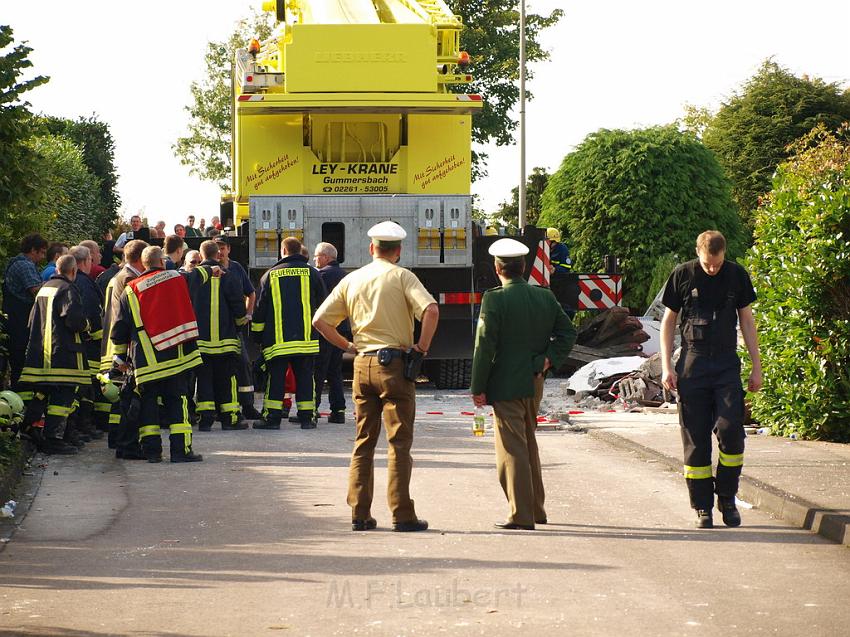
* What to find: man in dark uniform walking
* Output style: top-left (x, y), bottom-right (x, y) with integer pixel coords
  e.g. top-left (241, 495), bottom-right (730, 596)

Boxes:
top-left (470, 238), bottom-right (576, 531)
top-left (660, 230), bottom-right (762, 528)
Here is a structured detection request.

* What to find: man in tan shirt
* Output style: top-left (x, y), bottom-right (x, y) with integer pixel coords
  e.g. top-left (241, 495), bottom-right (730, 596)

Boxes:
top-left (313, 221), bottom-right (439, 532)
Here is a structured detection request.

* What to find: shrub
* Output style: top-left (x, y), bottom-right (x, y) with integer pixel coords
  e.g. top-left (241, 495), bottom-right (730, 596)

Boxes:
top-left (539, 126), bottom-right (744, 310)
top-left (746, 125), bottom-right (850, 441)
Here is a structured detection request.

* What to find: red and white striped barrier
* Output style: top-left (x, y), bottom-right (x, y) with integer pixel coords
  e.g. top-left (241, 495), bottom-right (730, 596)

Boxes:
top-left (528, 240), bottom-right (550, 287)
top-left (578, 274), bottom-right (622, 309)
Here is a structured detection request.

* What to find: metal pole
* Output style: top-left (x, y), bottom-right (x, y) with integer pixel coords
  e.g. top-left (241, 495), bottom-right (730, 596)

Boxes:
top-left (518, 0), bottom-right (527, 232)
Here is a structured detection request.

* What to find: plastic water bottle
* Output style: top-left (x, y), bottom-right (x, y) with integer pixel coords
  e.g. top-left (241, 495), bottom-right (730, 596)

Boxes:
top-left (472, 407), bottom-right (486, 437)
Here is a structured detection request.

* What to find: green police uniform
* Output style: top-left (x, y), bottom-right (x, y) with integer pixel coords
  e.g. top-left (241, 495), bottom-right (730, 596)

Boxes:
top-left (471, 270), bottom-right (576, 528)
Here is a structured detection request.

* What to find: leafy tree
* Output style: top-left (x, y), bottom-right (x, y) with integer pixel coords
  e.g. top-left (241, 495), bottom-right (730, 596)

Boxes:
top-left (174, 3), bottom-right (562, 186)
top-left (173, 10), bottom-right (274, 188)
top-left (491, 166), bottom-right (549, 230)
top-left (451, 1), bottom-right (563, 179)
top-left (539, 126), bottom-right (744, 309)
top-left (701, 60), bottom-right (850, 228)
top-left (746, 125), bottom-right (850, 442)
top-left (29, 134), bottom-right (103, 244)
top-left (0, 25), bottom-right (50, 268)
top-left (43, 115), bottom-right (121, 233)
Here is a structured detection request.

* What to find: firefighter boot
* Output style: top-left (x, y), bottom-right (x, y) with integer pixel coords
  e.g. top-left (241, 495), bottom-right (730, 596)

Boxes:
top-left (170, 433), bottom-right (203, 463)
top-left (239, 392), bottom-right (263, 421)
top-left (221, 412), bottom-right (249, 430)
top-left (717, 496), bottom-right (741, 527)
top-left (299, 410), bottom-right (317, 430)
top-left (695, 509), bottom-right (713, 529)
top-left (141, 435), bottom-right (163, 463)
top-left (328, 410), bottom-right (346, 424)
top-left (253, 415), bottom-right (281, 430)
top-left (197, 413), bottom-right (215, 432)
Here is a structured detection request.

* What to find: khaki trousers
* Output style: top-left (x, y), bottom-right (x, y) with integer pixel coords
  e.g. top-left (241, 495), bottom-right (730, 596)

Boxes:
top-left (492, 375), bottom-right (546, 526)
top-left (349, 356), bottom-right (417, 523)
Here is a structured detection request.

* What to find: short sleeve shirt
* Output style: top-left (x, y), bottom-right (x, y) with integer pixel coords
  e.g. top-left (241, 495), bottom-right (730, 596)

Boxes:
top-left (314, 258), bottom-right (436, 353)
top-left (3, 255), bottom-right (42, 302)
top-left (114, 231), bottom-right (134, 249)
top-left (662, 259), bottom-right (756, 314)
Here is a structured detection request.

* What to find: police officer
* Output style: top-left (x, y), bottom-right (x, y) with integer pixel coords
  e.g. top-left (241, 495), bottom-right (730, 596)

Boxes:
top-left (111, 246), bottom-right (206, 463)
top-left (252, 237), bottom-right (326, 430)
top-left (470, 238), bottom-right (576, 530)
top-left (660, 231), bottom-right (762, 528)
top-left (193, 240), bottom-right (249, 431)
top-left (312, 241), bottom-right (350, 424)
top-left (313, 221), bottom-right (438, 533)
top-left (19, 255), bottom-right (90, 455)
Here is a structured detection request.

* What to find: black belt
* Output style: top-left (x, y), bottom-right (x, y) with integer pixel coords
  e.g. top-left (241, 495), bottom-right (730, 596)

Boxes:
top-left (360, 348), bottom-right (405, 359)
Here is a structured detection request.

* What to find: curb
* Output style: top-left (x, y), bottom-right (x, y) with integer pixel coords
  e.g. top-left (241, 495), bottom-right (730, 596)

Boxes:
top-left (586, 428), bottom-right (850, 548)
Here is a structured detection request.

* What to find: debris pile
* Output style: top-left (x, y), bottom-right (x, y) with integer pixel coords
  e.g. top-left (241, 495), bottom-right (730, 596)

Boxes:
top-left (566, 307), bottom-right (651, 367)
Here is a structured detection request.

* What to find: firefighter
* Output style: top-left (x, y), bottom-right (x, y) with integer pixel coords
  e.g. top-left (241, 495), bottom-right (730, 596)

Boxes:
top-left (111, 245), bottom-right (210, 463)
top-left (193, 240), bottom-right (249, 431)
top-left (100, 239), bottom-right (148, 457)
top-left (212, 235), bottom-right (261, 420)
top-left (68, 245), bottom-right (105, 441)
top-left (19, 255), bottom-right (90, 455)
top-left (470, 239), bottom-right (575, 530)
top-left (546, 228), bottom-right (572, 274)
top-left (252, 237), bottom-right (326, 430)
top-left (660, 231), bottom-right (762, 528)
top-left (313, 221), bottom-right (438, 532)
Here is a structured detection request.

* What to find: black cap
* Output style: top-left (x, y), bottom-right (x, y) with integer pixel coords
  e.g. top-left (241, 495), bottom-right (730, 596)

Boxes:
top-left (212, 235), bottom-right (229, 244)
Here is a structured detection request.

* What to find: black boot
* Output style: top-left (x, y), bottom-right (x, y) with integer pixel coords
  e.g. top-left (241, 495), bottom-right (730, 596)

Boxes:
top-left (717, 496), bottom-right (741, 527)
top-left (197, 414), bottom-right (214, 432)
top-left (170, 433), bottom-right (203, 463)
top-left (253, 416), bottom-right (281, 430)
top-left (328, 410), bottom-right (346, 424)
top-left (695, 509), bottom-right (713, 528)
top-left (39, 437), bottom-right (79, 455)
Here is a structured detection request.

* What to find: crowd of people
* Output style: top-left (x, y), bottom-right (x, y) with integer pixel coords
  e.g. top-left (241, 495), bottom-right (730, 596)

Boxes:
top-left (1, 225), bottom-right (350, 463)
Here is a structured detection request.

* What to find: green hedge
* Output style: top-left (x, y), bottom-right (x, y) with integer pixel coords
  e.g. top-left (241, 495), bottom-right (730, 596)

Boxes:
top-left (746, 126), bottom-right (850, 441)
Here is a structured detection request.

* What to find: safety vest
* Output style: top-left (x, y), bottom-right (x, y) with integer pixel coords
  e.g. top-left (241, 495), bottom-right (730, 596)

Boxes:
top-left (110, 268), bottom-right (208, 386)
top-left (100, 266), bottom-right (140, 372)
top-left (193, 259), bottom-right (248, 355)
top-left (251, 254), bottom-right (326, 360)
top-left (19, 275), bottom-right (90, 385)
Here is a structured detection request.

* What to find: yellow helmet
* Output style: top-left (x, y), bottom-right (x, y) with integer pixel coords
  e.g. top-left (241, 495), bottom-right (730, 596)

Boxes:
top-left (484, 226), bottom-right (498, 236)
top-left (546, 227), bottom-right (561, 242)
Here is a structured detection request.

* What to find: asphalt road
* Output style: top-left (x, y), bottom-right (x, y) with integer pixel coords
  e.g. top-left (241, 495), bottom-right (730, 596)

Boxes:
top-left (1, 385), bottom-right (849, 636)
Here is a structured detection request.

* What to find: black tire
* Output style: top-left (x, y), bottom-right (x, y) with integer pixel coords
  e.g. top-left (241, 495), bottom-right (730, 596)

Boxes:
top-left (431, 359), bottom-right (472, 390)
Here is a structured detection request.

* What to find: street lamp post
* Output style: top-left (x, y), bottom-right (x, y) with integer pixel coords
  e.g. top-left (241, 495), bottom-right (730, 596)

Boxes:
top-left (518, 0), bottom-right (527, 232)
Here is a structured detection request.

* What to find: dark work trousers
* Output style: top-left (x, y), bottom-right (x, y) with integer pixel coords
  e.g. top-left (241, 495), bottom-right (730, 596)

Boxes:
top-left (115, 378), bottom-right (142, 455)
top-left (676, 350), bottom-right (746, 510)
top-left (137, 373), bottom-right (195, 459)
top-left (9, 346), bottom-right (27, 390)
top-left (236, 327), bottom-right (256, 410)
top-left (27, 385), bottom-right (77, 440)
top-left (314, 337), bottom-right (346, 414)
top-left (264, 356), bottom-right (315, 424)
top-left (196, 354), bottom-right (240, 426)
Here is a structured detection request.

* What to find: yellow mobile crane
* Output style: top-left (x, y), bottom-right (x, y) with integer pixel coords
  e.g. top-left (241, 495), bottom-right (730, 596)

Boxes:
top-left (227, 0), bottom-right (487, 387)
top-left (225, 1), bottom-right (621, 386)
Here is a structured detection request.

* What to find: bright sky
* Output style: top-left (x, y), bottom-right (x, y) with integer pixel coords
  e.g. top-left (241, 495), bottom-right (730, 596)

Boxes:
top-left (4, 1), bottom-right (849, 230)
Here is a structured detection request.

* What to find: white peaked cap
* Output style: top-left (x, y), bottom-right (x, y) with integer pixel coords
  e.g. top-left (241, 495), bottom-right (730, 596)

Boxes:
top-left (367, 221), bottom-right (407, 241)
top-left (488, 238), bottom-right (529, 258)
